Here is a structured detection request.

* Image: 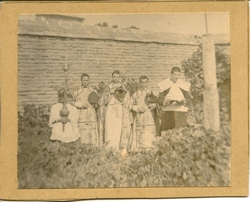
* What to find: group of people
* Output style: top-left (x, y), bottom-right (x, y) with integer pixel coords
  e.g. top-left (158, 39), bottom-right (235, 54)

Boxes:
top-left (49, 67), bottom-right (191, 155)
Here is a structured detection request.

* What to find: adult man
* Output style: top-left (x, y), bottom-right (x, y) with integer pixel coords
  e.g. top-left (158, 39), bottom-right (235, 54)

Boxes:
top-left (157, 67), bottom-right (191, 132)
top-left (130, 75), bottom-right (160, 150)
top-left (98, 70), bottom-right (122, 144)
top-left (73, 73), bottom-right (99, 146)
top-left (108, 70), bottom-right (122, 94)
top-left (98, 70), bottom-right (132, 155)
top-left (49, 89), bottom-right (80, 143)
top-left (105, 86), bottom-right (131, 155)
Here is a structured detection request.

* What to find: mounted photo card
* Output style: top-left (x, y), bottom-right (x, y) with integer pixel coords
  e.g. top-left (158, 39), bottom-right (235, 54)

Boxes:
top-left (0, 1), bottom-right (248, 200)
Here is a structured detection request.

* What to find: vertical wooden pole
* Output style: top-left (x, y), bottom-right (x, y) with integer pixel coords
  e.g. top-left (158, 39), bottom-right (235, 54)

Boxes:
top-left (202, 34), bottom-right (220, 131)
top-left (204, 13), bottom-right (208, 34)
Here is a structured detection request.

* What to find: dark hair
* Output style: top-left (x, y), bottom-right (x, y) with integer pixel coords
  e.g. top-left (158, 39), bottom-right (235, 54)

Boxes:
top-left (114, 87), bottom-right (126, 99)
top-left (58, 89), bottom-right (72, 102)
top-left (67, 94), bottom-right (73, 99)
top-left (171, 66), bottom-right (181, 74)
top-left (112, 70), bottom-right (121, 77)
top-left (139, 75), bottom-right (149, 82)
top-left (58, 89), bottom-right (65, 98)
top-left (81, 73), bottom-right (90, 80)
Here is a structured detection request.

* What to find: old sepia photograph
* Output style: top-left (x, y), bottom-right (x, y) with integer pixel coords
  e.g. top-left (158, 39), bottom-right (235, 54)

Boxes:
top-left (17, 13), bottom-right (231, 189)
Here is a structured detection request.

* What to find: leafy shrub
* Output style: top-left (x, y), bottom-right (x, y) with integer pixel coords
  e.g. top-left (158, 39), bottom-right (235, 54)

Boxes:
top-left (182, 44), bottom-right (231, 124)
top-left (18, 104), bottom-right (230, 188)
top-left (121, 76), bottom-right (141, 96)
top-left (153, 126), bottom-right (230, 186)
top-left (182, 44), bottom-right (230, 102)
top-left (18, 104), bottom-right (51, 138)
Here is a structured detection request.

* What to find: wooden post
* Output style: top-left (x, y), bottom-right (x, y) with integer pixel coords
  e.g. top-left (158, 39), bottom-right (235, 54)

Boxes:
top-left (202, 34), bottom-right (220, 131)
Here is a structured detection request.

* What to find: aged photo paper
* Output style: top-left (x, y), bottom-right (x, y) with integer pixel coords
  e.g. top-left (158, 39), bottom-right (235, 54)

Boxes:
top-left (0, 1), bottom-right (248, 200)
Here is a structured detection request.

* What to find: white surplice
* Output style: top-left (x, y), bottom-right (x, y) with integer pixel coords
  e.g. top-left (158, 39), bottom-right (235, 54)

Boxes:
top-left (49, 103), bottom-right (80, 143)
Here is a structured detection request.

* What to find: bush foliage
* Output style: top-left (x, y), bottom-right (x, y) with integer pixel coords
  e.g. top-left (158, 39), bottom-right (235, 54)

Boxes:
top-left (181, 44), bottom-right (230, 104)
top-left (182, 45), bottom-right (231, 125)
top-left (18, 105), bottom-right (230, 188)
top-left (18, 45), bottom-right (231, 188)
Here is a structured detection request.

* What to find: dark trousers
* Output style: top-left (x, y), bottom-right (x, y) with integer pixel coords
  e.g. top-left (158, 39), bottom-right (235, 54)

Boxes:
top-left (160, 111), bottom-right (187, 131)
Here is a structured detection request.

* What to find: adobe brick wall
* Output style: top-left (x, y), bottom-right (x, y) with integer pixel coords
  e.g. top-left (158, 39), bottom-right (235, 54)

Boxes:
top-left (18, 16), bottom-right (230, 112)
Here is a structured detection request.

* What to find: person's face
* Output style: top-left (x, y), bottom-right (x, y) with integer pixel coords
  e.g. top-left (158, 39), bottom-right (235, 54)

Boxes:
top-left (115, 90), bottom-right (125, 102)
top-left (81, 76), bottom-right (89, 88)
top-left (140, 78), bottom-right (148, 89)
top-left (112, 73), bottom-right (120, 84)
top-left (171, 71), bottom-right (181, 83)
top-left (66, 97), bottom-right (73, 104)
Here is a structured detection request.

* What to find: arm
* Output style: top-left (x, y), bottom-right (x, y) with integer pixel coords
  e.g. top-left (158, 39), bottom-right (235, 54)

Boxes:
top-left (73, 90), bottom-right (89, 109)
top-left (73, 90), bottom-right (82, 108)
top-left (157, 92), bottom-right (166, 106)
top-left (131, 94), bottom-right (139, 112)
top-left (74, 102), bottom-right (84, 109)
top-left (131, 93), bottom-right (146, 113)
top-left (157, 88), bottom-right (171, 106)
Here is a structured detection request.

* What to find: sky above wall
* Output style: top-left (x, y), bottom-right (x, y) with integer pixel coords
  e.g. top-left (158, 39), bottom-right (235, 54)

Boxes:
top-left (72, 13), bottom-right (230, 36)
top-left (19, 13), bottom-right (230, 37)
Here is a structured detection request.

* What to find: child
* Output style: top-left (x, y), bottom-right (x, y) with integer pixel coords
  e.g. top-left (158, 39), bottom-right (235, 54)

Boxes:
top-left (49, 89), bottom-right (80, 143)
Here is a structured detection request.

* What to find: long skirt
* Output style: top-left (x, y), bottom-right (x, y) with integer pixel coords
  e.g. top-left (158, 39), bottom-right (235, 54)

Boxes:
top-left (160, 111), bottom-right (187, 131)
top-left (105, 104), bottom-right (123, 150)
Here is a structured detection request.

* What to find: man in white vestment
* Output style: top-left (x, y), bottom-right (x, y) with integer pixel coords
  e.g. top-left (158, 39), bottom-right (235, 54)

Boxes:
top-left (98, 70), bottom-right (122, 144)
top-left (105, 86), bottom-right (132, 156)
top-left (97, 70), bottom-right (133, 155)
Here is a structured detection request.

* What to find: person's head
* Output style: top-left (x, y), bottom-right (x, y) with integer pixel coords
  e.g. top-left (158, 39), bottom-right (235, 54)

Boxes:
top-left (81, 73), bottom-right (90, 88)
top-left (58, 89), bottom-right (73, 103)
top-left (114, 87), bottom-right (126, 102)
top-left (139, 75), bottom-right (149, 89)
top-left (170, 67), bottom-right (181, 83)
top-left (66, 94), bottom-right (73, 104)
top-left (112, 70), bottom-right (121, 84)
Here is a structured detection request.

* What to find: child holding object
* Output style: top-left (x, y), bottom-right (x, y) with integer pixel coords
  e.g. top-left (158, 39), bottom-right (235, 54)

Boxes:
top-left (49, 89), bottom-right (80, 143)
